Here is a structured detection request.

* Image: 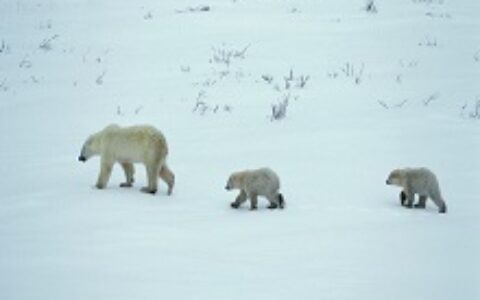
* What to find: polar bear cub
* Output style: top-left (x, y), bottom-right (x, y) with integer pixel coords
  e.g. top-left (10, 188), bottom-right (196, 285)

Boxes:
top-left (386, 167), bottom-right (447, 213)
top-left (78, 124), bottom-right (175, 195)
top-left (225, 168), bottom-right (285, 210)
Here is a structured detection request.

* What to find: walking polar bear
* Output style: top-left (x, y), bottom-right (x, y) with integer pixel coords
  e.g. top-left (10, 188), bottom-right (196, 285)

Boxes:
top-left (225, 168), bottom-right (285, 210)
top-left (386, 167), bottom-right (447, 213)
top-left (78, 124), bottom-right (175, 195)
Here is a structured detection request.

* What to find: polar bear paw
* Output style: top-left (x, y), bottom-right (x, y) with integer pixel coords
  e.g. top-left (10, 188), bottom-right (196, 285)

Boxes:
top-left (141, 187), bottom-right (157, 194)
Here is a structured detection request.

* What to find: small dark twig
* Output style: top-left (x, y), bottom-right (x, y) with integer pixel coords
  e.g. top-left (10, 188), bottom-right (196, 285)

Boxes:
top-left (423, 93), bottom-right (439, 106)
top-left (39, 34), bottom-right (59, 51)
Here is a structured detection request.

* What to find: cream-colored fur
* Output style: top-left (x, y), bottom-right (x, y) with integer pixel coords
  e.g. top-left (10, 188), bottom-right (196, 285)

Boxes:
top-left (225, 167), bottom-right (285, 210)
top-left (386, 167), bottom-right (446, 213)
top-left (79, 124), bottom-right (174, 195)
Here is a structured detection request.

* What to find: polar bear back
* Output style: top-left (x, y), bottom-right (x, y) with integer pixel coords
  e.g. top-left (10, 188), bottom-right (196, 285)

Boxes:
top-left (244, 168), bottom-right (280, 196)
top-left (99, 124), bottom-right (168, 163)
top-left (404, 168), bottom-right (441, 197)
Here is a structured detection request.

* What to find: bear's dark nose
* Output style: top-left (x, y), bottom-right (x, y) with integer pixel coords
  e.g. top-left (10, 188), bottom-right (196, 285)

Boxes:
top-left (225, 186), bottom-right (230, 190)
top-left (386, 180), bottom-right (389, 185)
top-left (78, 156), bottom-right (86, 162)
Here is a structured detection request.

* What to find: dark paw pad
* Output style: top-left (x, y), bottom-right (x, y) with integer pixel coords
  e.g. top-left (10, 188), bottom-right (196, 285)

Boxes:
top-left (231, 202), bottom-right (239, 209)
top-left (267, 204), bottom-right (278, 209)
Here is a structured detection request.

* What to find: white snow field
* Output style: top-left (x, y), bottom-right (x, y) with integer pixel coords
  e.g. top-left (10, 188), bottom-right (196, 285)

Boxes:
top-left (0, 0), bottom-right (479, 299)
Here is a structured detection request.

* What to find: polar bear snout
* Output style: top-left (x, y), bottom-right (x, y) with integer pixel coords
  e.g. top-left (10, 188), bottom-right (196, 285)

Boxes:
top-left (78, 155), bottom-right (86, 162)
top-left (225, 175), bottom-right (235, 190)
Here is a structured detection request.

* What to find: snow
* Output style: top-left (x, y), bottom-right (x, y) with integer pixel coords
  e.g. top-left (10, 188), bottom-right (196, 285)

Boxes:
top-left (0, 0), bottom-right (479, 299)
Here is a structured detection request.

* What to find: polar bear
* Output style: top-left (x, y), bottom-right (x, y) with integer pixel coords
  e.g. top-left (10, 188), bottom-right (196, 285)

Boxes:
top-left (386, 167), bottom-right (447, 213)
top-left (78, 124), bottom-right (175, 195)
top-left (225, 167), bottom-right (285, 210)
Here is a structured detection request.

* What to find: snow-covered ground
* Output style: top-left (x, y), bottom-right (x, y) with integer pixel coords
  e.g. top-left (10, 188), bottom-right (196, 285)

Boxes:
top-left (0, 0), bottom-right (479, 299)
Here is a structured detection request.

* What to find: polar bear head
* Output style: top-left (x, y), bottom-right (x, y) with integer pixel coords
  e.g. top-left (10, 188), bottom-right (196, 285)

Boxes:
top-left (78, 134), bottom-right (101, 162)
top-left (385, 169), bottom-right (405, 186)
top-left (225, 172), bottom-right (244, 191)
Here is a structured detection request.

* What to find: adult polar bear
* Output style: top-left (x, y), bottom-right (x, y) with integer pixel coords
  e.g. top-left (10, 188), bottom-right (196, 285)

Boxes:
top-left (78, 124), bottom-right (175, 195)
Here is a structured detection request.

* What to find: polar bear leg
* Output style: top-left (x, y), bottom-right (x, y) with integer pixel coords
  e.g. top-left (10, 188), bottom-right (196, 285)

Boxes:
top-left (278, 193), bottom-right (285, 209)
top-left (96, 159), bottom-right (114, 189)
top-left (414, 195), bottom-right (427, 208)
top-left (248, 193), bottom-right (258, 210)
top-left (404, 190), bottom-right (415, 208)
top-left (120, 162), bottom-right (135, 187)
top-left (159, 164), bottom-right (175, 195)
top-left (399, 191), bottom-right (407, 206)
top-left (231, 190), bottom-right (247, 208)
top-left (431, 196), bottom-right (447, 213)
top-left (266, 193), bottom-right (279, 209)
top-left (141, 162), bottom-right (160, 194)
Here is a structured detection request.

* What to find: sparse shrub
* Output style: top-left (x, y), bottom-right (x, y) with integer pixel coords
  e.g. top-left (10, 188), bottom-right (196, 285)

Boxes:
top-left (297, 74), bottom-right (310, 88)
top-left (143, 11), bottom-right (153, 20)
top-left (262, 74), bottom-right (274, 84)
top-left (377, 99), bottom-right (408, 109)
top-left (31, 76), bottom-right (39, 83)
top-left (19, 57), bottom-right (32, 69)
top-left (418, 35), bottom-right (437, 47)
top-left (271, 94), bottom-right (289, 121)
top-left (468, 100), bottom-right (480, 119)
top-left (282, 69), bottom-right (310, 89)
top-left (176, 5), bottom-right (211, 14)
top-left (96, 71), bottom-right (106, 85)
top-left (290, 8), bottom-right (300, 14)
top-left (377, 100), bottom-right (389, 109)
top-left (0, 40), bottom-right (9, 54)
top-left (423, 93), bottom-right (439, 106)
top-left (395, 74), bottom-right (403, 84)
top-left (192, 90), bottom-right (231, 115)
top-left (283, 69), bottom-right (293, 89)
top-left (39, 19), bottom-right (52, 30)
top-left (134, 106), bottom-right (143, 114)
top-left (39, 34), bottom-right (59, 51)
top-left (116, 105), bottom-right (144, 116)
top-left (0, 78), bottom-right (8, 92)
top-left (365, 0), bottom-right (377, 13)
top-left (328, 62), bottom-right (364, 85)
top-left (192, 91), bottom-right (209, 115)
top-left (210, 44), bottom-right (250, 68)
